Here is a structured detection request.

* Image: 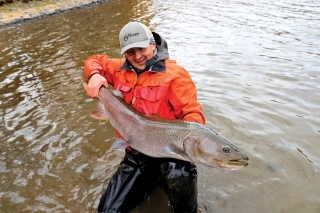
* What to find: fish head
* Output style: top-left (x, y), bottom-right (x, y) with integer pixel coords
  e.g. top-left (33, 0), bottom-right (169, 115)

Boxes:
top-left (183, 126), bottom-right (249, 170)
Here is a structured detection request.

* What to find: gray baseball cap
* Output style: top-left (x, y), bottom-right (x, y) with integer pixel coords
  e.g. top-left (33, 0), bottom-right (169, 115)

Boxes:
top-left (119, 22), bottom-right (153, 55)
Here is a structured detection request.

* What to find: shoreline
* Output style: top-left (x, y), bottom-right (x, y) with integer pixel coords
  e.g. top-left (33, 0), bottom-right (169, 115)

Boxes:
top-left (0, 0), bottom-right (108, 28)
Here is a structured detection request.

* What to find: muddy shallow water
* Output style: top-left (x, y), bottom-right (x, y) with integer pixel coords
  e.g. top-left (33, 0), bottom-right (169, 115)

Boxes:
top-left (0, 0), bottom-right (320, 212)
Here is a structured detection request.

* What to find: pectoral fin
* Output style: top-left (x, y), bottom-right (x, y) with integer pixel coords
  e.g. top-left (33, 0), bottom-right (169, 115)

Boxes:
top-left (160, 143), bottom-right (188, 158)
top-left (160, 143), bottom-right (178, 155)
top-left (111, 138), bottom-right (129, 150)
top-left (90, 102), bottom-right (109, 120)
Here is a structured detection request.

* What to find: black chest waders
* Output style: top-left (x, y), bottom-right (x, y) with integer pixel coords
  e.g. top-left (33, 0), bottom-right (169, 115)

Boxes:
top-left (97, 148), bottom-right (198, 213)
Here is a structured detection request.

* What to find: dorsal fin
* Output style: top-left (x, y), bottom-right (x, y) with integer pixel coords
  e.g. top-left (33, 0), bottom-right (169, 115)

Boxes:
top-left (111, 90), bottom-right (123, 98)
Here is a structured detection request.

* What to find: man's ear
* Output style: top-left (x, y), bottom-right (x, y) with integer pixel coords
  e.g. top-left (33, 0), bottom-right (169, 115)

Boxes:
top-left (151, 43), bottom-right (157, 51)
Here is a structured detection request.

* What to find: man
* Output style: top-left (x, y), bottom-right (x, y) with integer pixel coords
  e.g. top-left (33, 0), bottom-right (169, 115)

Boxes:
top-left (83, 22), bottom-right (206, 213)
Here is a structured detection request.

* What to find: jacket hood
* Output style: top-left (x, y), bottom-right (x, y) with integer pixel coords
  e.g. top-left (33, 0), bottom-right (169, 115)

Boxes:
top-left (152, 32), bottom-right (169, 61)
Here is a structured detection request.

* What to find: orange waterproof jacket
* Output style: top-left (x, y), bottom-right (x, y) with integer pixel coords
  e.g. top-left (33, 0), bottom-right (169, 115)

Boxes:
top-left (84, 33), bottom-right (205, 125)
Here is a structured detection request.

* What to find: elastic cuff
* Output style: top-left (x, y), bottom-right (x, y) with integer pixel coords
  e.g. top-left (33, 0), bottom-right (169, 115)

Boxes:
top-left (88, 72), bottom-right (100, 80)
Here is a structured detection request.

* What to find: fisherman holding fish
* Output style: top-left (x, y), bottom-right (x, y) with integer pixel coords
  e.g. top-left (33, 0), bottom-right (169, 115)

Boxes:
top-left (83, 22), bottom-right (248, 213)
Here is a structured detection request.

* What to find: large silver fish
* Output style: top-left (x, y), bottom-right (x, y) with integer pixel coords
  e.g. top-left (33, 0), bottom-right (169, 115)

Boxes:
top-left (90, 87), bottom-right (249, 170)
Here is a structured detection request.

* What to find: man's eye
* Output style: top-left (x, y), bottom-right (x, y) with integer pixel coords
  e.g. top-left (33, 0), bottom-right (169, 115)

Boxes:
top-left (126, 50), bottom-right (134, 55)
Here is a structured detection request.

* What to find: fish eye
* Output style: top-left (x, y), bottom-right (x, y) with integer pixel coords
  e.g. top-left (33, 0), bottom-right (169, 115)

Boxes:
top-left (222, 146), bottom-right (231, 153)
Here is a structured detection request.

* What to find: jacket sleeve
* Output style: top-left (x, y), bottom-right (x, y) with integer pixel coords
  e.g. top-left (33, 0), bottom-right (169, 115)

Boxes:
top-left (83, 54), bottom-right (125, 86)
top-left (168, 65), bottom-right (206, 125)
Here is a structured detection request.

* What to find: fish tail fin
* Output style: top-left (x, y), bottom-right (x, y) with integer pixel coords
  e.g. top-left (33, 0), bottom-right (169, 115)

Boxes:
top-left (90, 102), bottom-right (109, 120)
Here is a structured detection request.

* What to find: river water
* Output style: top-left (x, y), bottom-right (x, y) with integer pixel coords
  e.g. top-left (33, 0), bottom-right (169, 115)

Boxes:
top-left (0, 0), bottom-right (319, 212)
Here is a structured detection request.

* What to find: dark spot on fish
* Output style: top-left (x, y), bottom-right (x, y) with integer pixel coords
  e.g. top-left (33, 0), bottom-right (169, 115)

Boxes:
top-left (222, 146), bottom-right (231, 153)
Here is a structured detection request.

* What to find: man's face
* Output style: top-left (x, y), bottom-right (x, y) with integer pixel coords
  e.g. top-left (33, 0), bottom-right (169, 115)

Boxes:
top-left (125, 44), bottom-right (156, 70)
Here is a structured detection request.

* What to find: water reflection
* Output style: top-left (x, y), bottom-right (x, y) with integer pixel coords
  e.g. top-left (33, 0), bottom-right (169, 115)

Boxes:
top-left (0, 0), bottom-right (320, 212)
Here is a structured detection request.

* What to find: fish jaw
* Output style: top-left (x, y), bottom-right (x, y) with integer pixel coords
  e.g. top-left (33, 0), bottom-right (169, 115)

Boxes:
top-left (216, 159), bottom-right (249, 170)
top-left (188, 154), bottom-right (249, 170)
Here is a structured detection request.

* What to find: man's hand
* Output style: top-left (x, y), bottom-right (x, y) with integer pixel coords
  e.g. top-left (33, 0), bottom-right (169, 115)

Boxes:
top-left (83, 73), bottom-right (109, 98)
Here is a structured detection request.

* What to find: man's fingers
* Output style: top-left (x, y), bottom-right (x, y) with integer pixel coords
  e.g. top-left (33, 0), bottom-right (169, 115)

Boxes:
top-left (83, 74), bottom-right (107, 98)
top-left (94, 85), bottom-right (101, 98)
top-left (83, 81), bottom-right (94, 98)
top-left (83, 82), bottom-right (88, 89)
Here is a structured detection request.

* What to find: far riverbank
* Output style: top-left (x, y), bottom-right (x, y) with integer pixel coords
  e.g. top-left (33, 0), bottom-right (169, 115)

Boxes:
top-left (0, 0), bottom-right (108, 27)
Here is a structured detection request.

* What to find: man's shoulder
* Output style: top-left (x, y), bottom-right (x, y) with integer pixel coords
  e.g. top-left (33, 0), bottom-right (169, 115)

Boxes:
top-left (164, 59), bottom-right (190, 76)
top-left (165, 58), bottom-right (177, 65)
top-left (165, 59), bottom-right (185, 71)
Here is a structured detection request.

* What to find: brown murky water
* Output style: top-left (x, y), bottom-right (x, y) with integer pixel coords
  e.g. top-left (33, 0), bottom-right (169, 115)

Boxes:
top-left (1, 0), bottom-right (320, 212)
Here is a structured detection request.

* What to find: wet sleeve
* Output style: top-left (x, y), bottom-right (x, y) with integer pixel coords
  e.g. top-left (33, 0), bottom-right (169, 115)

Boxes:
top-left (83, 54), bottom-right (125, 86)
top-left (168, 66), bottom-right (206, 125)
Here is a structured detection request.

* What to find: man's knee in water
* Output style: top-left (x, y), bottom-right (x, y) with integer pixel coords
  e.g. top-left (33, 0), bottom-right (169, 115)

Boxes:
top-left (160, 160), bottom-right (198, 213)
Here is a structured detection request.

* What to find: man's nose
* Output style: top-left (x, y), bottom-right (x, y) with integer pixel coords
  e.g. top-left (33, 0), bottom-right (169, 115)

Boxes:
top-left (133, 51), bottom-right (142, 59)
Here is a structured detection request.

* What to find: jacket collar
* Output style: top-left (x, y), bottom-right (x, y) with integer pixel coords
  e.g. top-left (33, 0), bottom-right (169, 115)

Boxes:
top-left (119, 59), bottom-right (166, 73)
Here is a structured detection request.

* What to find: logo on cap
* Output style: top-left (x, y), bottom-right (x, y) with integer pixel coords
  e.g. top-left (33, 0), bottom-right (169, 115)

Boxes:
top-left (123, 33), bottom-right (140, 41)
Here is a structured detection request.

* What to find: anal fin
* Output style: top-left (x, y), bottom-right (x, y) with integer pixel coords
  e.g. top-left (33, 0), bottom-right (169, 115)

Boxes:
top-left (111, 138), bottom-right (129, 150)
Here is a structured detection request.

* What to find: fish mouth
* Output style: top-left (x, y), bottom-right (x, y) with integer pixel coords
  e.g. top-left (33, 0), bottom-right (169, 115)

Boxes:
top-left (228, 159), bottom-right (248, 166)
top-left (216, 159), bottom-right (249, 170)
